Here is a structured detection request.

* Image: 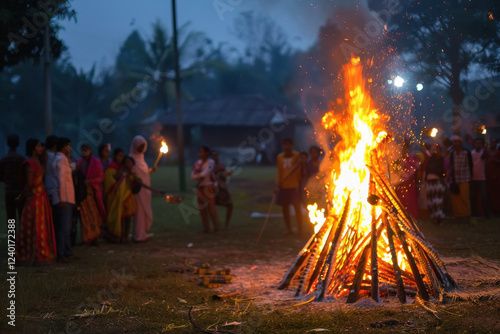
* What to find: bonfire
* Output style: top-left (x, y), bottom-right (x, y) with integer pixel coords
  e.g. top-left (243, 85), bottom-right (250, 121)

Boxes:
top-left (278, 57), bottom-right (456, 304)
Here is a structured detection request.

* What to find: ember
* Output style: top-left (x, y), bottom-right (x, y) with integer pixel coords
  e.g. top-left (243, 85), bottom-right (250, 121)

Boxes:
top-left (279, 57), bottom-right (456, 303)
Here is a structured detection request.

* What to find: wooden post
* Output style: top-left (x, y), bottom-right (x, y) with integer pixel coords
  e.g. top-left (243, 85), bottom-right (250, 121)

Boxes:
top-left (317, 194), bottom-right (351, 301)
top-left (44, 25), bottom-right (52, 136)
top-left (384, 216), bottom-right (407, 303)
top-left (392, 222), bottom-right (430, 301)
top-left (369, 178), bottom-right (380, 303)
top-left (346, 244), bottom-right (370, 303)
top-left (171, 0), bottom-right (186, 191)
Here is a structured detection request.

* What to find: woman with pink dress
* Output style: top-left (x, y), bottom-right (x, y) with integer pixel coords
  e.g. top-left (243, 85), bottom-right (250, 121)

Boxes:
top-left (129, 136), bottom-right (157, 242)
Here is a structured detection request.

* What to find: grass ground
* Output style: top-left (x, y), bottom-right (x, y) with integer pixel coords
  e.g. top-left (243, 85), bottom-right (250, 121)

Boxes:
top-left (0, 166), bottom-right (499, 333)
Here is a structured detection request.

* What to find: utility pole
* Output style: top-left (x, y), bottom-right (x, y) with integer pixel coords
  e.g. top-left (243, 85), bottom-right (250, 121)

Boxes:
top-left (171, 0), bottom-right (186, 191)
top-left (44, 24), bottom-right (52, 136)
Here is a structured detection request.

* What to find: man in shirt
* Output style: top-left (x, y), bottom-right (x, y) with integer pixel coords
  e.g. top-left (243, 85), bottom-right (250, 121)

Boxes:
top-left (0, 134), bottom-right (26, 224)
top-left (470, 138), bottom-right (489, 219)
top-left (449, 135), bottom-right (473, 219)
top-left (275, 138), bottom-right (303, 235)
top-left (191, 146), bottom-right (219, 233)
top-left (53, 137), bottom-right (76, 262)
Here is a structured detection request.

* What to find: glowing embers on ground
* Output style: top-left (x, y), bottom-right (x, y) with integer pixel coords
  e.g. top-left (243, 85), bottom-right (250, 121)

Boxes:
top-left (278, 57), bottom-right (456, 304)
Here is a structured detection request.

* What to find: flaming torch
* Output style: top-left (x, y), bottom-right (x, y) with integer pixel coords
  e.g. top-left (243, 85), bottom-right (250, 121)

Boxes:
top-left (154, 141), bottom-right (169, 169)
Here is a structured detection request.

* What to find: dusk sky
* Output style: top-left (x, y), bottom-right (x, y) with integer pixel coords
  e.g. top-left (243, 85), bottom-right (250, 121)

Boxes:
top-left (59, 0), bottom-right (337, 72)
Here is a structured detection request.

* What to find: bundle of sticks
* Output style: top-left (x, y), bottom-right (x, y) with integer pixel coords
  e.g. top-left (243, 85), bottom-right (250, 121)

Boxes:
top-left (278, 143), bottom-right (457, 304)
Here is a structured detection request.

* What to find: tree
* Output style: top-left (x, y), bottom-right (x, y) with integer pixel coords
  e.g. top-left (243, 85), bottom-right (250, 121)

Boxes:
top-left (368, 0), bottom-right (500, 133)
top-left (114, 20), bottom-right (208, 118)
top-left (0, 0), bottom-right (76, 71)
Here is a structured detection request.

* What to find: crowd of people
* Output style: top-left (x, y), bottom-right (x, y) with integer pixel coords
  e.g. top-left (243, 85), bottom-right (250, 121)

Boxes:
top-left (0, 134), bottom-right (161, 266)
top-left (394, 135), bottom-right (500, 224)
top-left (272, 135), bottom-right (500, 236)
top-left (1, 132), bottom-right (499, 265)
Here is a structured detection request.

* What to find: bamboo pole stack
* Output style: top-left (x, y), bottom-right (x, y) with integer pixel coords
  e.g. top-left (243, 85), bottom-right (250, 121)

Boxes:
top-left (278, 146), bottom-right (457, 304)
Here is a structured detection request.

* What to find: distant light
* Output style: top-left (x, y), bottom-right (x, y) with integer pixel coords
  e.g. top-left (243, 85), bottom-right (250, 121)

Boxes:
top-left (416, 83), bottom-right (424, 91)
top-left (489, 12), bottom-right (494, 20)
top-left (430, 128), bottom-right (438, 138)
top-left (482, 129), bottom-right (487, 135)
top-left (387, 79), bottom-right (393, 84)
top-left (394, 76), bottom-right (405, 88)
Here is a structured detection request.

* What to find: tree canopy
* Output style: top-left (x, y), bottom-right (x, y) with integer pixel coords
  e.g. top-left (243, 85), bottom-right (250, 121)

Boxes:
top-left (368, 0), bottom-right (500, 131)
top-left (0, 0), bottom-right (76, 71)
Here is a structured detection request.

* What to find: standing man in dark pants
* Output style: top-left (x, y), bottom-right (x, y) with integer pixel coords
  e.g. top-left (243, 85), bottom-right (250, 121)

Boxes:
top-left (53, 137), bottom-right (75, 263)
top-left (275, 138), bottom-right (303, 235)
top-left (0, 134), bottom-right (26, 224)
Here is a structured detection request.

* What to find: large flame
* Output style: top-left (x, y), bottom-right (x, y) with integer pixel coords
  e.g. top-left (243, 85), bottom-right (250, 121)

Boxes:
top-left (306, 57), bottom-right (409, 295)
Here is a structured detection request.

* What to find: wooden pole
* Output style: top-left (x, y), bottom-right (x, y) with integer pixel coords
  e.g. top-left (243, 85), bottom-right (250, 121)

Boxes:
top-left (317, 194), bottom-right (351, 301)
top-left (384, 216), bottom-right (407, 303)
top-left (171, 0), bottom-right (186, 191)
top-left (346, 244), bottom-right (370, 303)
top-left (391, 221), bottom-right (430, 301)
top-left (44, 25), bottom-right (52, 136)
top-left (369, 178), bottom-right (380, 303)
top-left (256, 193), bottom-right (277, 245)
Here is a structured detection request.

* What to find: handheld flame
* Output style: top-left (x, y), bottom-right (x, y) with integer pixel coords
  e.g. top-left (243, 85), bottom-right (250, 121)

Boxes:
top-left (160, 141), bottom-right (169, 154)
top-left (154, 141), bottom-right (169, 169)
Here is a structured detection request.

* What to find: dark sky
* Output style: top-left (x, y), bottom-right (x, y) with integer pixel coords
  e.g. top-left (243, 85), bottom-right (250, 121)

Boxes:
top-left (59, 0), bottom-right (338, 72)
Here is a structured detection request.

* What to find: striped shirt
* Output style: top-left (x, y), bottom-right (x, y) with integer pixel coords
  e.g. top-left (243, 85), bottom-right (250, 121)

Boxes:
top-left (452, 149), bottom-right (472, 184)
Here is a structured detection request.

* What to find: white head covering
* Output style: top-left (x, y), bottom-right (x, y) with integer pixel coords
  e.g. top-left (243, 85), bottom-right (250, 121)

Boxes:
top-left (129, 135), bottom-right (150, 187)
top-left (129, 135), bottom-right (153, 236)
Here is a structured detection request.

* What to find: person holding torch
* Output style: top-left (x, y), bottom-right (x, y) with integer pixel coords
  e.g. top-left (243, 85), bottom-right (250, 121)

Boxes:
top-left (129, 135), bottom-right (158, 242)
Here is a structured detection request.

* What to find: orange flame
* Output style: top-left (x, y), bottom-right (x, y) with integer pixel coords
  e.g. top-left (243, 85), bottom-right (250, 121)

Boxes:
top-left (160, 141), bottom-right (169, 154)
top-left (306, 56), bottom-right (410, 292)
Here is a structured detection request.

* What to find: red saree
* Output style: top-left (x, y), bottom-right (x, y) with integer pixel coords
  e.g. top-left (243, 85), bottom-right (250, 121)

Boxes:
top-left (17, 159), bottom-right (57, 265)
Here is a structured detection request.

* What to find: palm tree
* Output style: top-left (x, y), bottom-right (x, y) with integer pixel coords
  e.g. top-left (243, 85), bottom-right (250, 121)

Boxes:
top-left (115, 20), bottom-right (210, 119)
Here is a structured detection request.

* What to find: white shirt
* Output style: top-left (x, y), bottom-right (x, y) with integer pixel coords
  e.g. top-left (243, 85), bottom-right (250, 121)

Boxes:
top-left (52, 152), bottom-right (75, 205)
top-left (190, 159), bottom-right (215, 187)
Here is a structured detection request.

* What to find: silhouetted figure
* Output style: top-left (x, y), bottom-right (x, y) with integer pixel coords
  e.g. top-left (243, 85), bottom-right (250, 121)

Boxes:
top-left (0, 134), bottom-right (26, 223)
top-left (211, 151), bottom-right (233, 229)
top-left (191, 146), bottom-right (219, 233)
top-left (275, 138), bottom-right (303, 235)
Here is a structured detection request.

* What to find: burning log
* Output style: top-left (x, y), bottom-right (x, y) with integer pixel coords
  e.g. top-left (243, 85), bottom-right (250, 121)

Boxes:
top-left (384, 215), bottom-right (406, 303)
top-left (278, 56), bottom-right (455, 304)
top-left (317, 194), bottom-right (351, 301)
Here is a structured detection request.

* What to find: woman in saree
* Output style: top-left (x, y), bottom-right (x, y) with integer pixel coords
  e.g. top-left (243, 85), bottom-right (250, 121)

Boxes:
top-left (425, 144), bottom-right (446, 224)
top-left (75, 144), bottom-right (106, 244)
top-left (129, 136), bottom-right (157, 242)
top-left (103, 148), bottom-right (124, 231)
top-left (106, 156), bottom-right (138, 243)
top-left (16, 138), bottom-right (57, 266)
top-left (106, 155), bottom-right (162, 242)
top-left (394, 139), bottom-right (420, 219)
